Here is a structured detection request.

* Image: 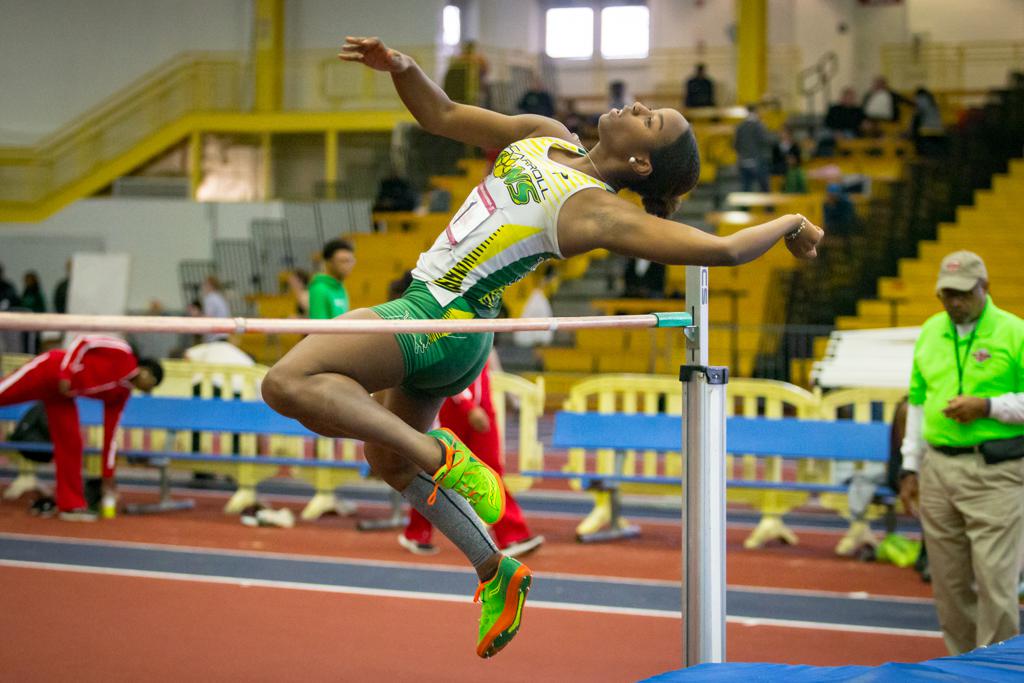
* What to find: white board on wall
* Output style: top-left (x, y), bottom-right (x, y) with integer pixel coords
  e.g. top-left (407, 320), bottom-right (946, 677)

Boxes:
top-left (65, 252), bottom-right (131, 345)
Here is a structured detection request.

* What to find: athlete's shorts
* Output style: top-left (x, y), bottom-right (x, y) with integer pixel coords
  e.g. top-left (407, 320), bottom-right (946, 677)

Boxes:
top-left (370, 280), bottom-right (493, 399)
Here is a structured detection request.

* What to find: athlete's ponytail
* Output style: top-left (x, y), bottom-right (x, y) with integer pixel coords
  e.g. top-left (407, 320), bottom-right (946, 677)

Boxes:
top-left (627, 127), bottom-right (700, 219)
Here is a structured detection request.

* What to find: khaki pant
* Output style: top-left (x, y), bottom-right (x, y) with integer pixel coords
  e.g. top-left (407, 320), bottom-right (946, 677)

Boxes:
top-left (920, 447), bottom-right (1024, 655)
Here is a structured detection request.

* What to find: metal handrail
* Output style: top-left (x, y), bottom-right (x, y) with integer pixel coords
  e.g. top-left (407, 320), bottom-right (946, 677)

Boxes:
top-left (797, 51), bottom-right (839, 125)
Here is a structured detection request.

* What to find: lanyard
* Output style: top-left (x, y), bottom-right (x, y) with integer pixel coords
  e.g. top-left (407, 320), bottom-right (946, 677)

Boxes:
top-left (951, 322), bottom-right (979, 396)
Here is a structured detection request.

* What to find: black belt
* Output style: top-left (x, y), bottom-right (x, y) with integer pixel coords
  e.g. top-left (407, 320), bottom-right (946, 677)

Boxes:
top-left (931, 444), bottom-right (981, 456)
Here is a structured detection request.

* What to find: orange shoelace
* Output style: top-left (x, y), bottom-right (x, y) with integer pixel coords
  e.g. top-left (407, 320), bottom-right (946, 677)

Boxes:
top-left (427, 437), bottom-right (455, 507)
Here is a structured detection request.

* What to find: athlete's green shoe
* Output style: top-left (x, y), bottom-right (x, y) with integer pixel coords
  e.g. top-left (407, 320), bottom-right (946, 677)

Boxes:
top-left (474, 556), bottom-right (532, 658)
top-left (427, 427), bottom-right (506, 524)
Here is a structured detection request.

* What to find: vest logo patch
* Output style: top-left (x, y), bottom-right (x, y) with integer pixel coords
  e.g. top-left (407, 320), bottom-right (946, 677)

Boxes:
top-left (973, 348), bottom-right (991, 363)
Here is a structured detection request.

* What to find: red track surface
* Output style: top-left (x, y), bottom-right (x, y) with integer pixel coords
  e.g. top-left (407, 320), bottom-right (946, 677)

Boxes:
top-left (0, 489), bottom-right (947, 680)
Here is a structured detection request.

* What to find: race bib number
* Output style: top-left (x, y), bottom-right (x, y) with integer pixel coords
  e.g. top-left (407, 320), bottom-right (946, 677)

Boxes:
top-left (445, 182), bottom-right (496, 246)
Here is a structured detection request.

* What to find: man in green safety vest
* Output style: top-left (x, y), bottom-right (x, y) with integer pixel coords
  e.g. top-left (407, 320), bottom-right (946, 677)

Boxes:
top-left (899, 250), bottom-right (1024, 655)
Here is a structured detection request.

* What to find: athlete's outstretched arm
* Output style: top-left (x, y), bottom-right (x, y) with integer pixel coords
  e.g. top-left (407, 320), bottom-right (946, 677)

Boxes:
top-left (558, 190), bottom-right (823, 266)
top-left (339, 36), bottom-right (570, 149)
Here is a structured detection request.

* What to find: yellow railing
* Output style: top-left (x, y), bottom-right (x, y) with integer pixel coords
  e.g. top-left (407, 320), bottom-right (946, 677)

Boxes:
top-left (882, 40), bottom-right (1024, 92)
top-left (0, 52), bottom-right (244, 206)
top-left (556, 373), bottom-right (901, 553)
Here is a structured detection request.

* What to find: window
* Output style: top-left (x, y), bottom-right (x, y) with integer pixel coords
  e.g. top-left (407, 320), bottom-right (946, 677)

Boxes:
top-left (545, 3), bottom-right (649, 60)
top-left (443, 5), bottom-right (461, 47)
top-left (600, 5), bottom-right (649, 59)
top-left (545, 7), bottom-right (594, 59)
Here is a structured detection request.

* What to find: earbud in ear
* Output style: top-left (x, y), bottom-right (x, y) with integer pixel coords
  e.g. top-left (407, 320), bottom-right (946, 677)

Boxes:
top-left (629, 156), bottom-right (637, 164)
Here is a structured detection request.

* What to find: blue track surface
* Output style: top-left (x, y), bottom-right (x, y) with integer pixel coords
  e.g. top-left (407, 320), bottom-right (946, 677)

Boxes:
top-left (0, 533), bottom-right (981, 633)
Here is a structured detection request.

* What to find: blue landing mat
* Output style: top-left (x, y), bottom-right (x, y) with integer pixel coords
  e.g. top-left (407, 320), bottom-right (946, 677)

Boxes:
top-left (643, 634), bottom-right (1024, 681)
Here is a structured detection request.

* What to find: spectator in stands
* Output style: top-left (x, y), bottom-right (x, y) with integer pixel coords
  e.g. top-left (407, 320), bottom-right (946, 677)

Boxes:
top-left (20, 271), bottom-right (46, 313)
top-left (200, 275), bottom-right (231, 343)
top-left (517, 73), bottom-right (555, 118)
top-left (309, 239), bottom-right (355, 319)
top-left (0, 336), bottom-right (163, 520)
top-left (444, 40), bottom-right (490, 107)
top-left (608, 80), bottom-right (631, 112)
top-left (623, 258), bottom-right (667, 298)
top-left (899, 251), bottom-right (1024, 654)
top-left (0, 263), bottom-right (17, 311)
top-left (772, 126), bottom-right (801, 175)
top-left (286, 269), bottom-right (310, 317)
top-left (781, 152), bottom-right (807, 194)
top-left (825, 87), bottom-right (867, 138)
top-left (816, 87), bottom-right (866, 156)
top-left (910, 87), bottom-right (946, 157)
top-left (823, 183), bottom-right (857, 237)
top-left (19, 271), bottom-right (46, 353)
top-left (684, 63), bottom-right (716, 108)
top-left (53, 259), bottom-right (71, 314)
top-left (734, 105), bottom-right (773, 192)
top-left (372, 173), bottom-right (419, 212)
top-left (862, 76), bottom-right (910, 123)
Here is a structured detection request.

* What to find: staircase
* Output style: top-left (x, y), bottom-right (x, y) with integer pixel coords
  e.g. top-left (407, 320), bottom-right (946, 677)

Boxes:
top-left (838, 159), bottom-right (1024, 330)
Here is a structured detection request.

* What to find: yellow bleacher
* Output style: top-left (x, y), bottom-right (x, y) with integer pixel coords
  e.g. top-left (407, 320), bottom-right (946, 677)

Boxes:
top-left (838, 158), bottom-right (1024, 330)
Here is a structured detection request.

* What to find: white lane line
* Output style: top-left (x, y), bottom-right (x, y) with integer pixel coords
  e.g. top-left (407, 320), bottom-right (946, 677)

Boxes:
top-left (0, 558), bottom-right (944, 637)
top-left (0, 531), bottom-right (934, 603)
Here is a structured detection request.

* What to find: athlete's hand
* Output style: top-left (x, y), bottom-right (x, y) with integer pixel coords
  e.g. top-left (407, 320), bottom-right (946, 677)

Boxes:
top-left (785, 215), bottom-right (823, 260)
top-left (338, 36), bottom-right (408, 73)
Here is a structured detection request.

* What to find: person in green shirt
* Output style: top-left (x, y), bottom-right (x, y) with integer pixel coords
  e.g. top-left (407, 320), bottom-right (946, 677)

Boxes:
top-left (308, 239), bottom-right (355, 320)
top-left (305, 238), bottom-right (357, 518)
top-left (899, 250), bottom-right (1024, 655)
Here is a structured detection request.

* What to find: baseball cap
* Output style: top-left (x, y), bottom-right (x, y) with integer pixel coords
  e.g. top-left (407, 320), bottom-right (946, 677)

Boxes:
top-left (935, 251), bottom-right (987, 292)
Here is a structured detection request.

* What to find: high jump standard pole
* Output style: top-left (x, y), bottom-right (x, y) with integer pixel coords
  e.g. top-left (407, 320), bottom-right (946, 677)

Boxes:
top-left (682, 265), bottom-right (728, 666)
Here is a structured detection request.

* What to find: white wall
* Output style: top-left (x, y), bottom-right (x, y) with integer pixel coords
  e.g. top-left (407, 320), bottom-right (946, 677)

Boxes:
top-left (0, 0), bottom-right (251, 144)
top-left (0, 199), bottom-right (285, 310)
top-left (286, 0), bottom-right (447, 49)
top-left (907, 0), bottom-right (1024, 42)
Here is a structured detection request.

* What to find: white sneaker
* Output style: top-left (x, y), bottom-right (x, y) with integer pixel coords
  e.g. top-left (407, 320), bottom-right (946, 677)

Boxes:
top-left (397, 533), bottom-right (439, 556)
top-left (335, 497), bottom-right (358, 517)
top-left (256, 507), bottom-right (295, 528)
top-left (501, 535), bottom-right (544, 558)
top-left (59, 508), bottom-right (98, 523)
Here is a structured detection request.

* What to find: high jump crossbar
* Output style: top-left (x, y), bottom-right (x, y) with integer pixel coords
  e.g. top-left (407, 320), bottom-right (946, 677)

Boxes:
top-left (0, 311), bottom-right (690, 335)
top-left (0, 265), bottom-right (727, 668)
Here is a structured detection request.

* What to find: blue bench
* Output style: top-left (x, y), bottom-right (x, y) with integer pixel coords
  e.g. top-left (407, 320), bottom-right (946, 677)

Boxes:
top-left (0, 396), bottom-right (367, 514)
top-left (534, 411), bottom-right (894, 544)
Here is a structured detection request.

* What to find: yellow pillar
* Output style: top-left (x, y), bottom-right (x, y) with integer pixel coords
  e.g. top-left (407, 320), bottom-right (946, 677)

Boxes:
top-left (261, 132), bottom-right (273, 199)
top-left (189, 131), bottom-right (203, 199)
top-left (324, 130), bottom-right (338, 200)
top-left (735, 0), bottom-right (767, 105)
top-left (254, 0), bottom-right (284, 112)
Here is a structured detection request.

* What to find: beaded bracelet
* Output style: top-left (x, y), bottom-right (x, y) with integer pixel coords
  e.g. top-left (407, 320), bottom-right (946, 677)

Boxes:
top-left (785, 215), bottom-right (807, 241)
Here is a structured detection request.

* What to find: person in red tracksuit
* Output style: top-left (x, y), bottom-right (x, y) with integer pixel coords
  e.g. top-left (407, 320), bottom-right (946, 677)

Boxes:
top-left (0, 336), bottom-right (163, 520)
top-left (400, 359), bottom-right (543, 557)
